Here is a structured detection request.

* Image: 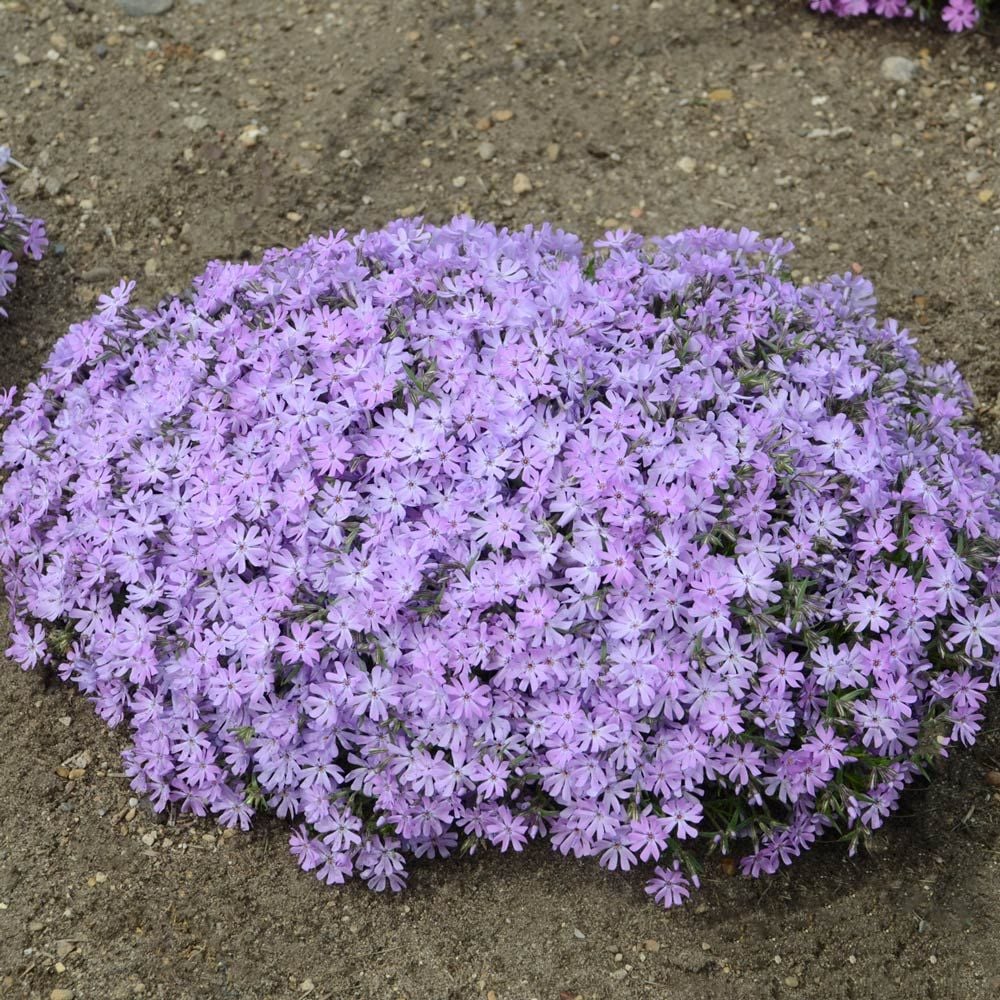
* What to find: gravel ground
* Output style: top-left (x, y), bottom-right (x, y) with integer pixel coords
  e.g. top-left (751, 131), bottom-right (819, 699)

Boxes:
top-left (1, 1), bottom-right (1000, 998)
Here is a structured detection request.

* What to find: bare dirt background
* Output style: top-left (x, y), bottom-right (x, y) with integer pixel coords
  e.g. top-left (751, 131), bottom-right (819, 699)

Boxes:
top-left (2, 1), bottom-right (1000, 998)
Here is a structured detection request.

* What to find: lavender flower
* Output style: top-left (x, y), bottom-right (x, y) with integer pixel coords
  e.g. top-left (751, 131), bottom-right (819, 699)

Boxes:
top-left (1, 218), bottom-right (998, 908)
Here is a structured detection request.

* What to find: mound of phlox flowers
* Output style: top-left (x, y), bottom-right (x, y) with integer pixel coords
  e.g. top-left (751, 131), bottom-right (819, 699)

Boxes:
top-left (0, 147), bottom-right (47, 318)
top-left (810, 0), bottom-right (987, 31)
top-left (1, 218), bottom-right (998, 906)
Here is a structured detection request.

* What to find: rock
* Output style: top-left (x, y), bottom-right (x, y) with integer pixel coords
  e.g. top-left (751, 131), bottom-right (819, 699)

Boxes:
top-left (675, 156), bottom-right (697, 174)
top-left (807, 126), bottom-right (853, 140)
top-left (977, 188), bottom-right (994, 204)
top-left (492, 108), bottom-right (514, 122)
top-left (183, 115), bottom-right (209, 132)
top-left (80, 267), bottom-right (112, 283)
top-left (238, 124), bottom-right (266, 148)
top-left (55, 941), bottom-right (74, 959)
top-left (668, 949), bottom-right (712, 973)
top-left (512, 172), bottom-right (532, 194)
top-left (881, 56), bottom-right (917, 83)
top-left (390, 111), bottom-right (408, 128)
top-left (985, 770), bottom-right (1000, 787)
top-left (708, 88), bottom-right (733, 102)
top-left (545, 142), bottom-right (560, 162)
top-left (643, 939), bottom-right (660, 952)
top-left (51, 990), bottom-right (75, 1000)
top-left (204, 47), bottom-right (227, 62)
top-left (572, 928), bottom-right (586, 940)
top-left (451, 176), bottom-right (467, 189)
top-left (117, 0), bottom-right (173, 14)
top-left (61, 750), bottom-right (92, 770)
top-left (477, 141), bottom-right (496, 161)
top-left (784, 975), bottom-right (800, 988)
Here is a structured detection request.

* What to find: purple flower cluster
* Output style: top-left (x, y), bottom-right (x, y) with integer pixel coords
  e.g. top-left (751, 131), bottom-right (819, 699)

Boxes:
top-left (1, 218), bottom-right (998, 906)
top-left (810, 0), bottom-right (986, 31)
top-left (0, 148), bottom-right (47, 318)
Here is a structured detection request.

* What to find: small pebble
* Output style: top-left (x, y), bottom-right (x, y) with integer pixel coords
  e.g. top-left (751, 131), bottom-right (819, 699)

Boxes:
top-left (451, 175), bottom-right (467, 189)
top-left (676, 156), bottom-right (697, 174)
top-left (51, 990), bottom-right (75, 1000)
top-left (238, 124), bottom-right (266, 148)
top-left (182, 115), bottom-right (209, 132)
top-left (784, 976), bottom-right (799, 988)
top-left (881, 56), bottom-right (918, 83)
top-left (117, 0), bottom-right (173, 14)
top-left (512, 172), bottom-right (532, 194)
top-left (492, 108), bottom-right (514, 122)
top-left (545, 142), bottom-right (560, 162)
top-left (477, 141), bottom-right (496, 161)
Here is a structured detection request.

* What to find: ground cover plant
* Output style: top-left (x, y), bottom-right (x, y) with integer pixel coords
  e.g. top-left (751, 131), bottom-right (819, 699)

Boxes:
top-left (0, 218), bottom-right (998, 908)
top-left (0, 148), bottom-right (47, 319)
top-left (809, 0), bottom-right (990, 30)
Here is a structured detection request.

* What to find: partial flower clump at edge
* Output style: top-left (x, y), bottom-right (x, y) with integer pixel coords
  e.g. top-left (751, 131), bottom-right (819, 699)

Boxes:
top-left (1, 218), bottom-right (998, 907)
top-left (0, 147), bottom-right (47, 318)
top-left (810, 0), bottom-right (987, 31)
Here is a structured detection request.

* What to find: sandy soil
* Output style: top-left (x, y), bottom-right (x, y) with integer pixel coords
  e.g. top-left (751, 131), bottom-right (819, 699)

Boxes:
top-left (1, 1), bottom-right (1000, 998)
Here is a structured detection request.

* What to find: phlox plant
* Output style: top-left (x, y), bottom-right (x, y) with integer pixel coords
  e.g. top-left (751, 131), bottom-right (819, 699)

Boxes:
top-left (0, 147), bottom-right (47, 318)
top-left (1, 218), bottom-right (998, 907)
top-left (809, 0), bottom-right (990, 31)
